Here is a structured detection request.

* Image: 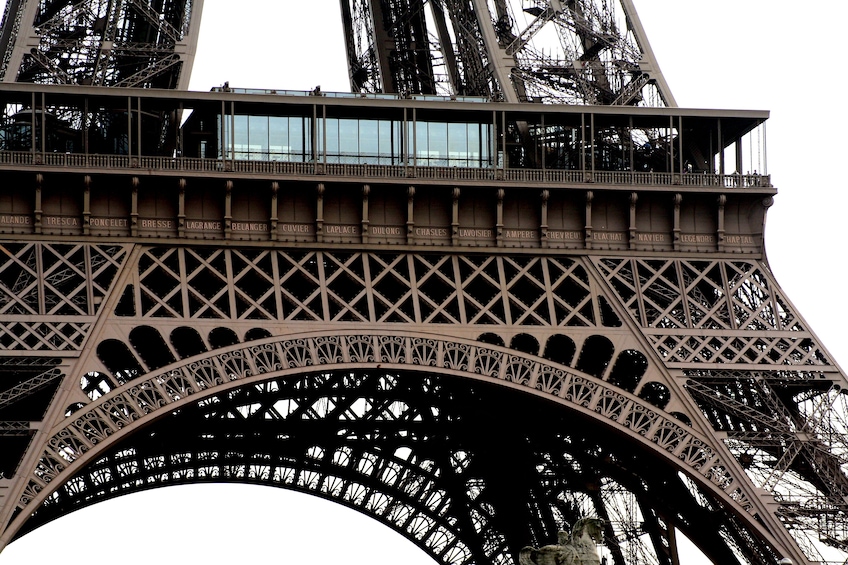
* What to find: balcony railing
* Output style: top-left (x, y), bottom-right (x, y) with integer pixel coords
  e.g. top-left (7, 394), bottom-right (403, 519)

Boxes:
top-left (0, 151), bottom-right (772, 189)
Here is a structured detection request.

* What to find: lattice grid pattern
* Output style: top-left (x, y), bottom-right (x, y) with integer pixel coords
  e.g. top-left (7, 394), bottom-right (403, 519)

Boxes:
top-left (595, 258), bottom-right (830, 367)
top-left (0, 243), bottom-right (129, 350)
top-left (130, 249), bottom-right (621, 328)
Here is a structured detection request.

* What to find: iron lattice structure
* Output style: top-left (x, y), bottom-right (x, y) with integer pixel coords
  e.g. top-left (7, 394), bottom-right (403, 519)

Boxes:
top-left (0, 229), bottom-right (846, 565)
top-left (339, 0), bottom-right (675, 105)
top-left (0, 0), bottom-right (672, 105)
top-left (0, 0), bottom-right (845, 564)
top-left (0, 0), bottom-right (202, 88)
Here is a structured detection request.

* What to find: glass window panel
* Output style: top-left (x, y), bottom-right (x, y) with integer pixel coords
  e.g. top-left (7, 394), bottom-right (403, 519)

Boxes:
top-left (428, 122), bottom-right (448, 165)
top-left (415, 121), bottom-right (428, 165)
top-left (324, 118), bottom-right (340, 163)
top-left (269, 116), bottom-right (288, 161)
top-left (233, 114), bottom-right (249, 159)
top-left (378, 120), bottom-right (394, 164)
top-left (248, 115), bottom-right (269, 160)
top-left (359, 119), bottom-right (379, 161)
top-left (338, 118), bottom-right (359, 163)
top-left (289, 117), bottom-right (306, 159)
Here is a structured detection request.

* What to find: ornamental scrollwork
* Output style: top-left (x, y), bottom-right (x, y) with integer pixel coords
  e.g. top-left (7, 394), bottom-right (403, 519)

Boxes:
top-left (315, 335), bottom-right (345, 364)
top-left (503, 357), bottom-right (534, 386)
top-left (76, 412), bottom-right (114, 444)
top-left (100, 395), bottom-right (140, 428)
top-left (190, 358), bottom-right (225, 389)
top-left (251, 343), bottom-right (284, 373)
top-left (49, 428), bottom-right (89, 461)
top-left (127, 382), bottom-right (168, 414)
top-left (679, 439), bottom-right (715, 470)
top-left (442, 342), bottom-right (470, 372)
top-left (653, 421), bottom-right (687, 452)
top-left (283, 339), bottom-right (313, 368)
top-left (378, 335), bottom-right (407, 364)
top-left (347, 335), bottom-right (375, 363)
top-left (622, 404), bottom-right (657, 437)
top-left (23, 332), bottom-right (748, 519)
top-left (410, 338), bottom-right (438, 366)
top-left (220, 350), bottom-right (253, 380)
top-left (533, 368), bottom-right (569, 395)
top-left (593, 389), bottom-right (629, 421)
top-left (32, 452), bottom-right (65, 483)
top-left (474, 347), bottom-right (502, 378)
top-left (563, 376), bottom-right (597, 407)
top-left (158, 369), bottom-right (196, 400)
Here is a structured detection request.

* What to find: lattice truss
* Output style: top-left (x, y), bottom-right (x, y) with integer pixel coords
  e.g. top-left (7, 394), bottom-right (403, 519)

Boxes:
top-left (596, 256), bottom-right (848, 562)
top-left (594, 258), bottom-right (831, 367)
top-left (0, 0), bottom-right (196, 88)
top-left (125, 247), bottom-right (623, 328)
top-left (21, 365), bottom-right (779, 565)
top-left (339, 0), bottom-right (673, 105)
top-left (0, 242), bottom-right (129, 350)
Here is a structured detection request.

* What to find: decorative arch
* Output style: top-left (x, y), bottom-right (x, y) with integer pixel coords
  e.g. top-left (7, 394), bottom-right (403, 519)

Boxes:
top-left (9, 331), bottom-right (778, 564)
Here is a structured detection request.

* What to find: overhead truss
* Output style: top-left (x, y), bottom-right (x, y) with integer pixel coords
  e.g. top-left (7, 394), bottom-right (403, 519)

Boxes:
top-left (338, 0), bottom-right (676, 105)
top-left (0, 0), bottom-right (203, 88)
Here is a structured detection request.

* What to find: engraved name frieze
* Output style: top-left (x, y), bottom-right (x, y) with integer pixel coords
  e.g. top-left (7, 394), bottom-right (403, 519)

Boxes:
top-left (280, 223), bottom-right (313, 234)
top-left (725, 235), bottom-right (755, 245)
top-left (592, 232), bottom-right (624, 241)
top-left (548, 230), bottom-right (583, 241)
top-left (370, 226), bottom-right (404, 236)
top-left (0, 215), bottom-right (31, 225)
top-left (185, 220), bottom-right (222, 230)
top-left (504, 229), bottom-right (536, 238)
top-left (458, 228), bottom-right (493, 238)
top-left (90, 217), bottom-right (129, 228)
top-left (415, 227), bottom-right (449, 237)
top-left (636, 233), bottom-right (666, 242)
top-left (232, 222), bottom-right (268, 232)
top-left (44, 216), bottom-right (80, 226)
top-left (325, 225), bottom-right (359, 235)
top-left (140, 219), bottom-right (176, 229)
top-left (681, 234), bottom-right (715, 243)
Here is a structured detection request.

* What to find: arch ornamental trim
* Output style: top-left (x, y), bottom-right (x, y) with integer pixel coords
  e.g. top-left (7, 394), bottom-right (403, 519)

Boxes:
top-left (13, 330), bottom-right (760, 538)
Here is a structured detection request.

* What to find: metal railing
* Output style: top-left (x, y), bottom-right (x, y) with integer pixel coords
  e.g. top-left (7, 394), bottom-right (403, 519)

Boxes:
top-left (0, 151), bottom-right (772, 189)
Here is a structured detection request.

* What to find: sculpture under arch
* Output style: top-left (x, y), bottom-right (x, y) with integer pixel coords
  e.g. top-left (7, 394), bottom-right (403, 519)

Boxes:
top-left (519, 518), bottom-right (606, 565)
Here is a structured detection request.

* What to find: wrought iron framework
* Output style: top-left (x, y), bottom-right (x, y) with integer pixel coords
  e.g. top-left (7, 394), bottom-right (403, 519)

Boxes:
top-left (0, 0), bottom-right (845, 563)
top-left (338, 0), bottom-right (675, 105)
top-left (0, 222), bottom-right (846, 564)
top-left (0, 0), bottom-right (202, 88)
top-left (1, 0), bottom-right (671, 105)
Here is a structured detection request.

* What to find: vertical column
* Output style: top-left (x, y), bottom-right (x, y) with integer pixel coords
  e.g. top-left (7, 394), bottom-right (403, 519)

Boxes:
top-left (361, 184), bottom-right (371, 244)
top-left (496, 188), bottom-right (504, 247)
top-left (82, 176), bottom-right (91, 235)
top-left (316, 183), bottom-right (325, 243)
top-left (540, 189), bottom-right (549, 249)
top-left (270, 182), bottom-right (279, 242)
top-left (717, 194), bottom-right (726, 252)
top-left (451, 187), bottom-right (460, 246)
top-left (33, 174), bottom-right (43, 235)
top-left (584, 191), bottom-right (593, 249)
top-left (131, 177), bottom-right (139, 237)
top-left (177, 179), bottom-right (186, 238)
top-left (406, 186), bottom-right (415, 245)
top-left (673, 193), bottom-right (682, 251)
top-left (224, 180), bottom-right (233, 239)
top-left (629, 192), bottom-right (638, 250)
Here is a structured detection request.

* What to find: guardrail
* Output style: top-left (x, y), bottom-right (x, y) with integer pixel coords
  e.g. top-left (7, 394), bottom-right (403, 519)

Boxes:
top-left (0, 151), bottom-right (772, 189)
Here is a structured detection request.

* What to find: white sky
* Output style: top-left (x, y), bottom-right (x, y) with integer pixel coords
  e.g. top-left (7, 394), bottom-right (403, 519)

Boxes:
top-left (2, 1), bottom-right (847, 564)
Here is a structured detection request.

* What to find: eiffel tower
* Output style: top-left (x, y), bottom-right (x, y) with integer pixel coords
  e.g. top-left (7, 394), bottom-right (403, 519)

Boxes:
top-left (0, 1), bottom-right (846, 564)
